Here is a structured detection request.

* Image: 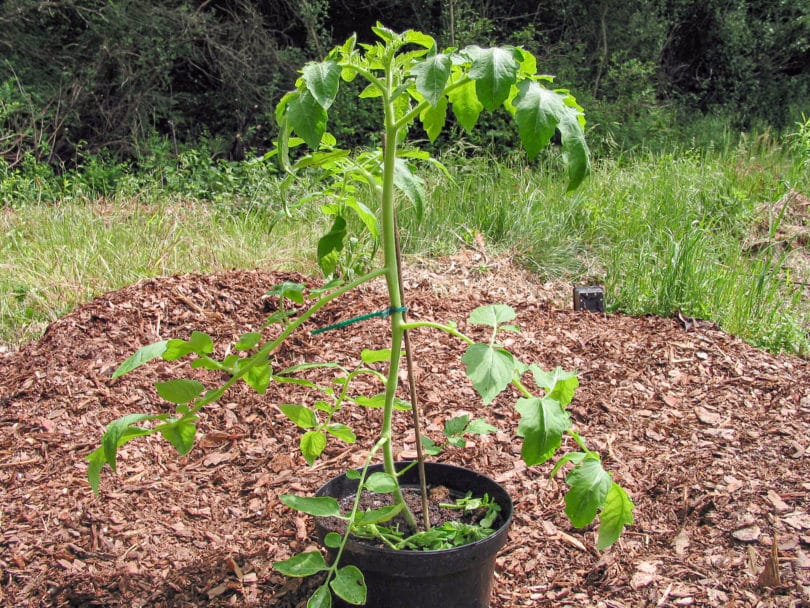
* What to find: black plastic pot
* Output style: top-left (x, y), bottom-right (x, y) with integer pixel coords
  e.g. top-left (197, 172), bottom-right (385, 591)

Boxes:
top-left (315, 461), bottom-right (513, 608)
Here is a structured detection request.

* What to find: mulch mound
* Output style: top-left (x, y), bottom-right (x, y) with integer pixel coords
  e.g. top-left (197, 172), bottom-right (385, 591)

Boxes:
top-left (1, 261), bottom-right (808, 607)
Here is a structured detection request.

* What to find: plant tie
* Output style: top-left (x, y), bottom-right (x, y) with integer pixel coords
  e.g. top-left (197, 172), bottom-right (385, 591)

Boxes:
top-left (311, 306), bottom-right (408, 335)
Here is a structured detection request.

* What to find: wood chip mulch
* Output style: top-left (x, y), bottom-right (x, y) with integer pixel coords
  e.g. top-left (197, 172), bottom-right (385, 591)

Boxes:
top-left (1, 257), bottom-right (808, 607)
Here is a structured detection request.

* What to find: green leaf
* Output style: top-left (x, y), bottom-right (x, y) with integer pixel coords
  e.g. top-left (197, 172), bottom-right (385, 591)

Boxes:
top-left (157, 418), bottom-right (197, 455)
top-left (597, 482), bottom-right (635, 550)
top-left (468, 304), bottom-right (516, 328)
top-left (393, 158), bottom-right (425, 220)
top-left (267, 281), bottom-right (306, 305)
top-left (513, 80), bottom-right (559, 160)
top-left (307, 584), bottom-right (332, 608)
top-left (515, 397), bottom-right (571, 466)
top-left (112, 340), bottom-right (168, 379)
top-left (155, 379), bottom-right (205, 405)
top-left (444, 414), bottom-right (470, 437)
top-left (419, 95), bottom-right (448, 143)
top-left (323, 532), bottom-right (342, 548)
top-left (564, 457), bottom-right (613, 528)
top-left (274, 550), bottom-right (329, 577)
top-left (344, 196), bottom-right (379, 238)
top-left (287, 90), bottom-right (327, 150)
top-left (404, 30), bottom-right (436, 49)
top-left (163, 331), bottom-right (214, 361)
top-left (468, 47), bottom-right (519, 111)
top-left (302, 61), bottom-right (341, 110)
top-left (530, 366), bottom-right (579, 408)
top-left (360, 348), bottom-right (392, 364)
top-left (420, 434), bottom-right (442, 456)
top-left (101, 413), bottom-right (161, 472)
top-left (355, 504), bottom-right (403, 525)
top-left (465, 418), bottom-right (498, 435)
top-left (461, 343), bottom-right (515, 405)
top-left (301, 430), bottom-right (327, 465)
top-left (330, 565), bottom-right (366, 606)
top-left (279, 404), bottom-right (318, 429)
top-left (244, 361), bottom-right (272, 394)
top-left (411, 54), bottom-right (451, 106)
top-left (317, 215), bottom-right (347, 277)
top-left (281, 494), bottom-right (342, 518)
top-left (235, 332), bottom-right (262, 351)
top-left (86, 447), bottom-right (106, 494)
top-left (558, 106), bottom-right (591, 192)
top-left (364, 472), bottom-right (398, 494)
top-left (448, 79), bottom-right (483, 133)
top-left (326, 423), bottom-right (356, 443)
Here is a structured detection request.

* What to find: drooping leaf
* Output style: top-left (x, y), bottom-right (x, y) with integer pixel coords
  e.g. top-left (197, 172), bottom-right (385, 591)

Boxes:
top-left (274, 550), bottom-right (329, 577)
top-left (279, 404), bottom-right (318, 429)
top-left (317, 215), bottom-right (347, 277)
top-left (301, 430), bottom-right (327, 465)
top-left (530, 366), bottom-right (579, 408)
top-left (461, 343), bottom-right (515, 405)
top-left (411, 53), bottom-right (451, 107)
top-left (112, 340), bottom-right (168, 379)
top-left (515, 397), bottom-right (571, 466)
top-left (597, 482), bottom-right (635, 550)
top-left (245, 361), bottom-right (272, 394)
top-left (393, 158), bottom-right (425, 220)
top-left (307, 584), bottom-right (332, 608)
top-left (513, 80), bottom-right (559, 160)
top-left (326, 423), bottom-right (356, 443)
top-left (302, 60), bottom-right (342, 110)
top-left (287, 90), bottom-right (328, 150)
top-left (86, 447), bottom-right (106, 494)
top-left (564, 457), bottom-right (612, 528)
top-left (448, 78), bottom-right (483, 133)
top-left (468, 47), bottom-right (519, 111)
top-left (344, 196), bottom-right (379, 238)
top-left (101, 413), bottom-right (161, 472)
top-left (468, 304), bottom-right (516, 328)
top-left (364, 472), bottom-right (398, 494)
top-left (157, 418), bottom-right (197, 455)
top-left (419, 95), bottom-right (448, 143)
top-left (155, 378), bottom-right (205, 405)
top-left (558, 107), bottom-right (591, 192)
top-left (281, 494), bottom-right (342, 518)
top-left (330, 565), bottom-right (366, 606)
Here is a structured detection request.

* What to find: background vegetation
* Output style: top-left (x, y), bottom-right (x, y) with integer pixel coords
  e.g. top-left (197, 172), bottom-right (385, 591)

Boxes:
top-left (1, 1), bottom-right (809, 355)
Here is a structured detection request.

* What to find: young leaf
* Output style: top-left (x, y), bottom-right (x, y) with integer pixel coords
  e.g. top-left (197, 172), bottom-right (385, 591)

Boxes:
top-left (360, 348), bottom-right (392, 364)
top-left (301, 430), bottom-right (327, 465)
top-left (86, 446), bottom-right (107, 494)
top-left (234, 332), bottom-right (262, 351)
top-left (419, 96), bottom-right (448, 142)
top-left (302, 60), bottom-right (342, 110)
top-left (564, 457), bottom-right (612, 528)
top-left (513, 80), bottom-right (558, 160)
top-left (112, 340), bottom-right (169, 379)
top-left (364, 472), bottom-right (398, 494)
top-left (266, 281), bottom-right (306, 305)
top-left (317, 215), bottom-right (347, 277)
top-left (323, 532), bottom-right (342, 548)
top-left (461, 343), bottom-right (515, 404)
top-left (468, 304), bottom-right (516, 328)
top-left (444, 414), bottom-right (470, 437)
top-left (330, 565), bottom-right (366, 606)
top-left (420, 434), bottom-right (442, 456)
top-left (515, 397), bottom-right (571, 466)
top-left (279, 404), bottom-right (318, 429)
top-left (154, 379), bottom-right (205, 405)
top-left (281, 494), bottom-right (342, 518)
top-left (244, 361), bottom-right (272, 394)
top-left (468, 46), bottom-right (519, 111)
top-left (411, 53), bottom-right (451, 107)
top-left (597, 482), bottom-right (635, 550)
top-left (157, 418), bottom-right (197, 455)
top-left (163, 331), bottom-right (214, 361)
top-left (287, 89), bottom-right (328, 150)
top-left (465, 418), bottom-right (498, 436)
top-left (326, 423), bottom-right (356, 443)
top-left (274, 550), bottom-right (329, 577)
top-left (530, 366), bottom-right (579, 408)
top-left (448, 79), bottom-right (483, 133)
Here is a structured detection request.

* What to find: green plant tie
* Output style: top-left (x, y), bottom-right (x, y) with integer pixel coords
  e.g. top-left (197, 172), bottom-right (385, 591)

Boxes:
top-left (311, 307), bottom-right (408, 335)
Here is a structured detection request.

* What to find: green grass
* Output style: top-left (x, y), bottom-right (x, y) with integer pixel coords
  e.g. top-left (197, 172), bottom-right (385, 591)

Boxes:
top-left (1, 132), bottom-right (808, 355)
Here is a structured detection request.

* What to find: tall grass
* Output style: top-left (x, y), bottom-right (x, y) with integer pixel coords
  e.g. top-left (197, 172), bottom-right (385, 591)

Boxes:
top-left (1, 131), bottom-right (808, 355)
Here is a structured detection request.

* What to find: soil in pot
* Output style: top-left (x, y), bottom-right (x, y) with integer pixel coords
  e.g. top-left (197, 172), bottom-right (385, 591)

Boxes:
top-left (315, 462), bottom-right (513, 608)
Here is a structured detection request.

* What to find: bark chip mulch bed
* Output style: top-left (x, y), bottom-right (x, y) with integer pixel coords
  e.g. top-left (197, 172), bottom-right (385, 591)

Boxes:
top-left (0, 259), bottom-right (808, 607)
